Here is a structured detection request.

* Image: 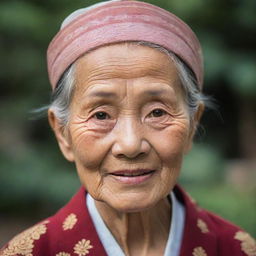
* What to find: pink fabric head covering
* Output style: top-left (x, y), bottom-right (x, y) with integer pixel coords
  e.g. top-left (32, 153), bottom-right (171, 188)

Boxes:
top-left (47, 0), bottom-right (203, 90)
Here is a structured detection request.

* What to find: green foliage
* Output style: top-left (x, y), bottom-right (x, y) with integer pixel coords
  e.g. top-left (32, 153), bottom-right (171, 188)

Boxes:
top-left (228, 56), bottom-right (256, 97)
top-left (183, 184), bottom-right (256, 237)
top-left (0, 1), bottom-right (47, 36)
top-left (181, 143), bottom-right (225, 184)
top-left (0, 144), bottom-right (79, 216)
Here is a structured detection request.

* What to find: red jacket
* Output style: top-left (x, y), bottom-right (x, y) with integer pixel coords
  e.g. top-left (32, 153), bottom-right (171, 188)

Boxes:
top-left (1, 185), bottom-right (255, 256)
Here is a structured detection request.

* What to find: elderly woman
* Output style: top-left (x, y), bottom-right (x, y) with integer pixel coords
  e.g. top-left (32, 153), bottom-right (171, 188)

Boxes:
top-left (1, 1), bottom-right (255, 256)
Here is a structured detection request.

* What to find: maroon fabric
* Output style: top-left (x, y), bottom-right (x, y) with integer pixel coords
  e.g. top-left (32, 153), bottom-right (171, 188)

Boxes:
top-left (173, 186), bottom-right (253, 256)
top-left (1, 185), bottom-right (255, 256)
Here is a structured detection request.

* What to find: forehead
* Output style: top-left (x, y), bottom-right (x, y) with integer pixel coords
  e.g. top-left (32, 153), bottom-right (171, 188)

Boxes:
top-left (74, 43), bottom-right (181, 94)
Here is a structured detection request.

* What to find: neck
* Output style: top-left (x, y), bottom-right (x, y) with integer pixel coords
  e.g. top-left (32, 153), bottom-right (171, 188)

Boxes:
top-left (95, 197), bottom-right (171, 256)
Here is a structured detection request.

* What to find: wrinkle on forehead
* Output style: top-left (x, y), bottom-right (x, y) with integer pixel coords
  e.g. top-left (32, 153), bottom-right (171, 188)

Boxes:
top-left (74, 43), bottom-right (182, 99)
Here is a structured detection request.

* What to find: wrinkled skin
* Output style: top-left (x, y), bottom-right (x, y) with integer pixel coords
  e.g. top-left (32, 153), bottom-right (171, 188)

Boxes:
top-left (49, 43), bottom-right (203, 255)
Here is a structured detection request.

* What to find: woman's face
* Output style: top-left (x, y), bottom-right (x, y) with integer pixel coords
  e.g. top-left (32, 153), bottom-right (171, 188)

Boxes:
top-left (53, 44), bottom-right (196, 212)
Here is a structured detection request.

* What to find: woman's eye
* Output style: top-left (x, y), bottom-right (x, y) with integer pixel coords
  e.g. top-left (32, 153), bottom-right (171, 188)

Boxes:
top-left (93, 111), bottom-right (109, 120)
top-left (150, 109), bottom-right (167, 117)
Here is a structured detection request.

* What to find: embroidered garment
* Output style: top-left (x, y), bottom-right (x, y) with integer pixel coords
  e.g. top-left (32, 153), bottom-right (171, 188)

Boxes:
top-left (1, 185), bottom-right (255, 256)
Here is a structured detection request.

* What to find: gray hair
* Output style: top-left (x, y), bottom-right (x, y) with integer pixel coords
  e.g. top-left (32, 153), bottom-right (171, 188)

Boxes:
top-left (49, 42), bottom-right (207, 126)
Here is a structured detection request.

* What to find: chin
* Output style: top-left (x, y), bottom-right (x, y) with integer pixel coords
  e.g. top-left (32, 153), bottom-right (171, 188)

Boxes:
top-left (103, 192), bottom-right (165, 213)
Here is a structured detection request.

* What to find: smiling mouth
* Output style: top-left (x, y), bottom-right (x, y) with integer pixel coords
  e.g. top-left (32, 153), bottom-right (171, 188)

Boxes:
top-left (109, 169), bottom-right (156, 185)
top-left (110, 169), bottom-right (155, 177)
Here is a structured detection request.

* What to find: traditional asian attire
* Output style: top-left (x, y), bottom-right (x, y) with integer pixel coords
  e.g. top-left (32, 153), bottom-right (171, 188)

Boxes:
top-left (2, 1), bottom-right (255, 256)
top-left (1, 185), bottom-right (255, 256)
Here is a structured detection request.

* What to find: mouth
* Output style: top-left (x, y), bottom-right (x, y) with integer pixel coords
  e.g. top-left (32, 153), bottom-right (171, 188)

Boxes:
top-left (109, 169), bottom-right (156, 185)
top-left (111, 169), bottom-right (155, 176)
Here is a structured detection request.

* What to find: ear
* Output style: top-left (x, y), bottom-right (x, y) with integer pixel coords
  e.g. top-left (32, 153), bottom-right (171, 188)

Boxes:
top-left (185, 102), bottom-right (205, 153)
top-left (48, 109), bottom-right (75, 162)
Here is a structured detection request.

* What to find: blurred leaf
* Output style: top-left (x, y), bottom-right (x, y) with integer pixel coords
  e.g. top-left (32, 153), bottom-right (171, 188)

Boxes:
top-left (202, 34), bottom-right (229, 86)
top-left (0, 1), bottom-right (48, 40)
top-left (0, 145), bottom-right (80, 213)
top-left (227, 56), bottom-right (256, 97)
top-left (183, 184), bottom-right (256, 237)
top-left (234, 0), bottom-right (256, 29)
top-left (181, 143), bottom-right (225, 183)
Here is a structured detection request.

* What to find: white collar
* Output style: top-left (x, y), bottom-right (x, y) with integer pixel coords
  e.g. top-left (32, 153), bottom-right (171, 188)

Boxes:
top-left (86, 191), bottom-right (185, 256)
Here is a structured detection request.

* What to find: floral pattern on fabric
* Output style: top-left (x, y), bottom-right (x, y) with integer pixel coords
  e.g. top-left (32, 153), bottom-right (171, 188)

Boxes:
top-left (2, 220), bottom-right (49, 256)
top-left (197, 218), bottom-right (209, 233)
top-left (56, 252), bottom-right (71, 256)
top-left (192, 246), bottom-right (208, 256)
top-left (234, 231), bottom-right (256, 256)
top-left (74, 239), bottom-right (93, 256)
top-left (63, 213), bottom-right (78, 231)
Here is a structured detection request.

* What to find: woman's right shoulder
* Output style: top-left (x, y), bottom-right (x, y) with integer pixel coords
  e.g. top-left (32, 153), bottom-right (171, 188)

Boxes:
top-left (0, 210), bottom-right (94, 256)
top-left (0, 218), bottom-right (51, 256)
top-left (0, 188), bottom-right (105, 256)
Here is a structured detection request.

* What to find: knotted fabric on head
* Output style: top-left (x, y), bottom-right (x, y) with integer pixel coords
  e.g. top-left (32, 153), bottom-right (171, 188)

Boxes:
top-left (47, 0), bottom-right (204, 90)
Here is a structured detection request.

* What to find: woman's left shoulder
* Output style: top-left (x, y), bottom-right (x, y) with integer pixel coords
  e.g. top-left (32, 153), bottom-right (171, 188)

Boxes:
top-left (175, 186), bottom-right (256, 256)
top-left (203, 209), bottom-right (256, 256)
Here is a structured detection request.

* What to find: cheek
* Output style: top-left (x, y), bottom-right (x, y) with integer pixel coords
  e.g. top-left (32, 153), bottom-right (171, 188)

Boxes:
top-left (75, 160), bottom-right (105, 200)
top-left (153, 125), bottom-right (189, 192)
top-left (69, 123), bottom-right (110, 169)
top-left (150, 123), bottom-right (190, 161)
top-left (70, 129), bottom-right (108, 197)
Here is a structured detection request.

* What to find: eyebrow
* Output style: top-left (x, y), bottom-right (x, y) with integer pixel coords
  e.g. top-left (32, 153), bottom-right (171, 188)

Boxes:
top-left (87, 91), bottom-right (117, 98)
top-left (145, 89), bottom-right (167, 96)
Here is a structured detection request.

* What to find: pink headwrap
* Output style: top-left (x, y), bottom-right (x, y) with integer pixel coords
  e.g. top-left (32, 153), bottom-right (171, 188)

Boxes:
top-left (47, 0), bottom-right (203, 90)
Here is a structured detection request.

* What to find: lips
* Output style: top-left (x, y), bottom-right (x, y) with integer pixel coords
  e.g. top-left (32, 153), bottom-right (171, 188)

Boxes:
top-left (109, 169), bottom-right (156, 185)
top-left (111, 169), bottom-right (155, 176)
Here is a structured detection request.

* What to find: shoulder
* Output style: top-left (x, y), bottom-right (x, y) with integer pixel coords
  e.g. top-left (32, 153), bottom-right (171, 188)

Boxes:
top-left (0, 187), bottom-right (104, 256)
top-left (0, 219), bottom-right (50, 256)
top-left (174, 185), bottom-right (256, 256)
top-left (205, 210), bottom-right (256, 256)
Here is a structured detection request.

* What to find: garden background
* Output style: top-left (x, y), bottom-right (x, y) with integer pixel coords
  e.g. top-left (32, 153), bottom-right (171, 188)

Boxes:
top-left (0, 0), bottom-right (255, 245)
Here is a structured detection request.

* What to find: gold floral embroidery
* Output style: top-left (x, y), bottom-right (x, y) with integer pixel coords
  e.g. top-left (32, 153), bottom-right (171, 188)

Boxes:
top-left (56, 252), bottom-right (71, 256)
top-left (197, 219), bottom-right (209, 233)
top-left (234, 231), bottom-right (256, 256)
top-left (63, 213), bottom-right (78, 231)
top-left (192, 246), bottom-right (208, 256)
top-left (74, 239), bottom-right (93, 256)
top-left (2, 220), bottom-right (49, 256)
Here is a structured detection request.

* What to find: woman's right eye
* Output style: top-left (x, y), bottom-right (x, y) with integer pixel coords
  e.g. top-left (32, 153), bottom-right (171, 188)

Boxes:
top-left (93, 111), bottom-right (110, 120)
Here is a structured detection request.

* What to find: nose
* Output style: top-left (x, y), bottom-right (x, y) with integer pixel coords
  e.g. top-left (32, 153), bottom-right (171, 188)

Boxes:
top-left (111, 118), bottom-right (151, 158)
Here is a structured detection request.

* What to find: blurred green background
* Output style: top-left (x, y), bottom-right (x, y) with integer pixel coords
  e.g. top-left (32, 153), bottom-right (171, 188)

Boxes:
top-left (0, 0), bottom-right (255, 245)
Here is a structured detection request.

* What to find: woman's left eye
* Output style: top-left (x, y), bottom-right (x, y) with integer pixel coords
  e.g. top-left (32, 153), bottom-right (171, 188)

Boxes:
top-left (149, 109), bottom-right (167, 117)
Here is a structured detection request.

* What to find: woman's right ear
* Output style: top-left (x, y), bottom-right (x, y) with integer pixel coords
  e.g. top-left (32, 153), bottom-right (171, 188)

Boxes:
top-left (48, 109), bottom-right (75, 162)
